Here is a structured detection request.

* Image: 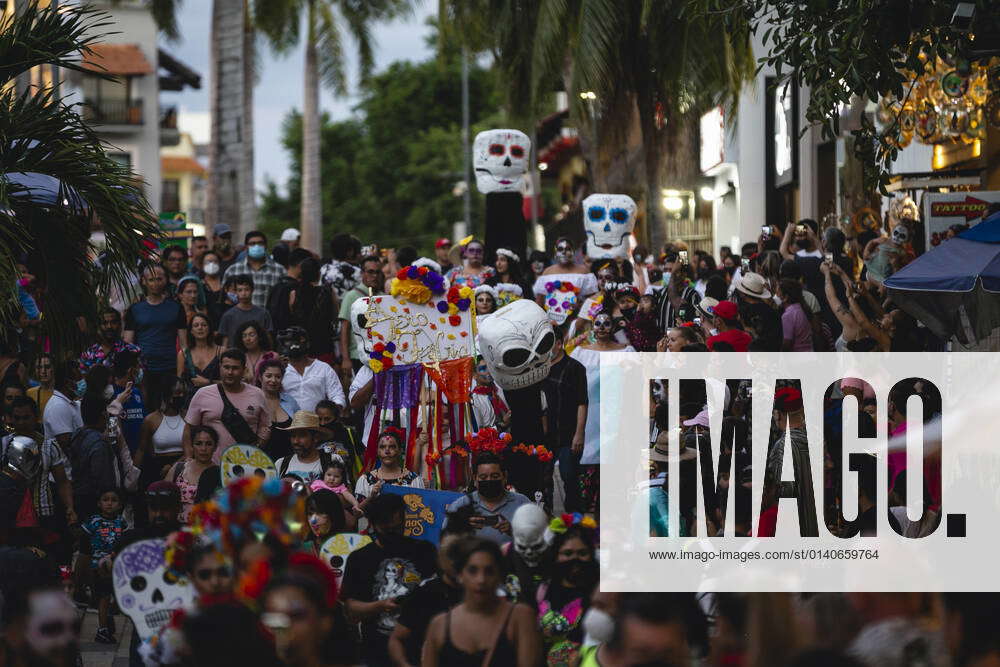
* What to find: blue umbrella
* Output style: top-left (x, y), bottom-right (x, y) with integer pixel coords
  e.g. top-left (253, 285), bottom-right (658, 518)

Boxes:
top-left (3, 171), bottom-right (87, 210)
top-left (885, 215), bottom-right (1000, 343)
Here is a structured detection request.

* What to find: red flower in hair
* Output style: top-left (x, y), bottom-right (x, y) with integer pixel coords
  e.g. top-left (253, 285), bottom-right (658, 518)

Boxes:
top-left (237, 559), bottom-right (272, 603)
top-left (381, 426), bottom-right (406, 443)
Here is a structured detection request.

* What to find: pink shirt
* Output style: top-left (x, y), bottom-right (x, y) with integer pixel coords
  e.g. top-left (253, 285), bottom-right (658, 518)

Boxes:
top-left (184, 383), bottom-right (271, 462)
top-left (781, 303), bottom-right (813, 351)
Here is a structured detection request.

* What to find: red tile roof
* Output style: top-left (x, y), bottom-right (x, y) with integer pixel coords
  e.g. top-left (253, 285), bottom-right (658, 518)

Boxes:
top-left (82, 44), bottom-right (153, 76)
top-left (161, 156), bottom-right (206, 176)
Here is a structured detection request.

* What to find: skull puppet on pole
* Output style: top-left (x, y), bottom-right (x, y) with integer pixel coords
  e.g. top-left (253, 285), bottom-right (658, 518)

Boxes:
top-left (474, 129), bottom-right (531, 266)
top-left (582, 194), bottom-right (638, 261)
top-left (478, 299), bottom-right (555, 452)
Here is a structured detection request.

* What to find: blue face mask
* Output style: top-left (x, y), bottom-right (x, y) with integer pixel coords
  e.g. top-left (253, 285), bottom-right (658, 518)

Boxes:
top-left (247, 245), bottom-right (267, 260)
top-left (135, 369), bottom-right (143, 386)
top-left (227, 292), bottom-right (238, 303)
top-left (76, 379), bottom-right (87, 397)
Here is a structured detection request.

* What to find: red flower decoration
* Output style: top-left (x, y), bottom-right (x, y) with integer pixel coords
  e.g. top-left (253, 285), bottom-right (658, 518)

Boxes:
top-left (448, 315), bottom-right (461, 327)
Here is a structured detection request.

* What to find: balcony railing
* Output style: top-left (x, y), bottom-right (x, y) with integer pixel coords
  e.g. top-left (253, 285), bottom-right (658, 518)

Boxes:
top-left (83, 99), bottom-right (143, 125)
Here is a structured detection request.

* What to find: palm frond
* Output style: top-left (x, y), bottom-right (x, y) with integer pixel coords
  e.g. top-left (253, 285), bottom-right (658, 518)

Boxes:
top-left (315, 3), bottom-right (348, 95)
top-left (0, 4), bottom-right (160, 356)
top-left (0, 3), bottom-right (117, 84)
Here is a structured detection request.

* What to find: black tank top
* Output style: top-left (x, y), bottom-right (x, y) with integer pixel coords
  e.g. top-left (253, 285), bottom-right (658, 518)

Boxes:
top-left (440, 602), bottom-right (517, 667)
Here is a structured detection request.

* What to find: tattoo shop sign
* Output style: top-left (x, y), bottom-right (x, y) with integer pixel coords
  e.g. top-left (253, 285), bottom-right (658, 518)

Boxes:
top-left (600, 352), bottom-right (1000, 592)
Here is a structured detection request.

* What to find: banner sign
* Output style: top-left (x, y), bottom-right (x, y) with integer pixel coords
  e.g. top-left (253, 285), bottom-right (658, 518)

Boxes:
top-left (923, 191), bottom-right (1000, 248)
top-left (383, 485), bottom-right (462, 544)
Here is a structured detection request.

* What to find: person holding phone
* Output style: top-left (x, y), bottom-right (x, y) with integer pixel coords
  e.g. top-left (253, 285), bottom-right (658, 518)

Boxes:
top-left (445, 452), bottom-right (530, 546)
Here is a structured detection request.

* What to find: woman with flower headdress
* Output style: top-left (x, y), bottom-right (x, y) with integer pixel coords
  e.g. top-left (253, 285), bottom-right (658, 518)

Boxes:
top-left (474, 284), bottom-right (499, 318)
top-left (488, 247), bottom-right (533, 302)
top-left (446, 238), bottom-right (496, 289)
top-left (536, 521), bottom-right (599, 666)
top-left (534, 238), bottom-right (598, 326)
top-left (354, 427), bottom-right (423, 513)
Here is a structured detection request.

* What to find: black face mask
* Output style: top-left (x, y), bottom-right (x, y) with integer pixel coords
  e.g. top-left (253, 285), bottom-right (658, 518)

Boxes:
top-left (478, 479), bottom-right (504, 498)
top-left (696, 267), bottom-right (712, 280)
top-left (724, 265), bottom-right (737, 276)
top-left (621, 306), bottom-right (637, 320)
top-left (170, 396), bottom-right (185, 411)
top-left (795, 238), bottom-right (811, 250)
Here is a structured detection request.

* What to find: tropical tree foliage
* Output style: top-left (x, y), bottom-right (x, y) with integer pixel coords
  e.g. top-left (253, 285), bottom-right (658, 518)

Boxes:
top-left (258, 31), bottom-right (501, 253)
top-left (253, 0), bottom-right (412, 253)
top-left (0, 3), bottom-right (159, 354)
top-left (692, 0), bottom-right (1000, 193)
top-left (439, 0), bottom-right (755, 251)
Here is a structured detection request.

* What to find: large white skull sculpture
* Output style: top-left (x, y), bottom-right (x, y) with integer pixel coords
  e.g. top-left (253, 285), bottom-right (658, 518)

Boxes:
top-left (478, 300), bottom-right (555, 390)
top-left (113, 539), bottom-right (195, 640)
top-left (583, 193), bottom-right (637, 260)
top-left (25, 590), bottom-right (78, 661)
top-left (473, 129), bottom-right (531, 193)
top-left (512, 504), bottom-right (550, 568)
top-left (350, 296), bottom-right (375, 357)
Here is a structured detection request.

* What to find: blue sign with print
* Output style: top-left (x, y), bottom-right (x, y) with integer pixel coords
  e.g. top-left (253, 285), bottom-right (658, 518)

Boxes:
top-left (383, 485), bottom-right (462, 545)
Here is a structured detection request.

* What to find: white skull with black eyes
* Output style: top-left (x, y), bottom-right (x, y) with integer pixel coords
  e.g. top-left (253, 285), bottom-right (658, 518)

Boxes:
top-left (113, 539), bottom-right (194, 640)
top-left (350, 296), bottom-right (375, 357)
top-left (478, 300), bottom-right (555, 390)
top-left (582, 193), bottom-right (637, 260)
top-left (473, 129), bottom-right (531, 193)
top-left (512, 504), bottom-right (550, 568)
top-left (891, 223), bottom-right (909, 245)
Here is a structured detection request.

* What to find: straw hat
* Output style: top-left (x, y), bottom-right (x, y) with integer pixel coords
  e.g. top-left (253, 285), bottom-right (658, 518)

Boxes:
top-left (277, 411), bottom-right (332, 437)
top-left (448, 235), bottom-right (477, 266)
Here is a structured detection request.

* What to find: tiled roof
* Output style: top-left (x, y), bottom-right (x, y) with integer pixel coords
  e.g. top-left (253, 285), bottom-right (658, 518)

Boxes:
top-left (161, 156), bottom-right (206, 176)
top-left (81, 43), bottom-right (153, 76)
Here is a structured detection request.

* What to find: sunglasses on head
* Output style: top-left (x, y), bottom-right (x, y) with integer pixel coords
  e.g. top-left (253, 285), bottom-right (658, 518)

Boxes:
top-left (195, 566), bottom-right (231, 581)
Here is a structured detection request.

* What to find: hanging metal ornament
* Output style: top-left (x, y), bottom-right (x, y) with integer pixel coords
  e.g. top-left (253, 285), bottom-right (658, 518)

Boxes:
top-left (941, 70), bottom-right (969, 99)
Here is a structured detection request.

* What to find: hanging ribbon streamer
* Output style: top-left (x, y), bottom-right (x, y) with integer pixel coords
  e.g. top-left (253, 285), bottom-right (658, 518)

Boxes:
top-left (423, 357), bottom-right (474, 405)
top-left (366, 363), bottom-right (424, 470)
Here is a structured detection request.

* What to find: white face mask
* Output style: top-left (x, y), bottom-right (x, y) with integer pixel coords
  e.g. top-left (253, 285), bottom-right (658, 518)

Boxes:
top-left (581, 607), bottom-right (615, 644)
top-left (203, 262), bottom-right (220, 276)
top-left (103, 384), bottom-right (115, 400)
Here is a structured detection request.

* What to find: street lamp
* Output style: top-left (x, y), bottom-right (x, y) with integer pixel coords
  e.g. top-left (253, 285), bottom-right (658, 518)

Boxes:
top-left (662, 189), bottom-right (684, 213)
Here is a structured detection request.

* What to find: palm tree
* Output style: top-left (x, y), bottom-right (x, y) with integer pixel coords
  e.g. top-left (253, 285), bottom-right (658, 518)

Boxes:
top-left (206, 0), bottom-right (256, 241)
top-left (0, 3), bottom-right (160, 355)
top-left (254, 0), bottom-right (411, 254)
top-left (440, 0), bottom-right (754, 253)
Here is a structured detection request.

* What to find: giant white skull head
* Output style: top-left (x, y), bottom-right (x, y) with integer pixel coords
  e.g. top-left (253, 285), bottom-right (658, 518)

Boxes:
top-left (583, 193), bottom-right (637, 260)
top-left (473, 129), bottom-right (531, 193)
top-left (512, 504), bottom-right (550, 568)
top-left (25, 590), bottom-right (78, 661)
top-left (478, 300), bottom-right (555, 390)
top-left (113, 539), bottom-right (195, 640)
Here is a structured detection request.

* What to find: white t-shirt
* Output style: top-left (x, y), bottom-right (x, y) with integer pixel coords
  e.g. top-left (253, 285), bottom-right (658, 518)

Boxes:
top-left (796, 248), bottom-right (823, 258)
top-left (348, 365), bottom-right (376, 439)
top-left (43, 390), bottom-right (82, 440)
top-left (275, 454), bottom-right (324, 484)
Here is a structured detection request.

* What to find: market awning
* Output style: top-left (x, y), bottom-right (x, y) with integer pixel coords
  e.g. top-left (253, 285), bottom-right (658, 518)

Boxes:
top-left (81, 43), bottom-right (154, 76)
top-left (957, 210), bottom-right (1000, 243)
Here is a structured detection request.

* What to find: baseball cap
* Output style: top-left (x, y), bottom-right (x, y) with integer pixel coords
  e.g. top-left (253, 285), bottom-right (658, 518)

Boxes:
top-left (435, 238), bottom-right (452, 249)
top-left (713, 300), bottom-right (738, 321)
top-left (281, 228), bottom-right (301, 242)
top-left (682, 408), bottom-right (710, 429)
top-left (212, 223), bottom-right (232, 237)
top-left (774, 386), bottom-right (803, 412)
top-left (146, 480), bottom-right (181, 507)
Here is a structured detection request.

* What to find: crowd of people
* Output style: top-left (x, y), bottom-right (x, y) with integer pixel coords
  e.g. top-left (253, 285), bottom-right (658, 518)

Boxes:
top-left (1, 214), bottom-right (997, 667)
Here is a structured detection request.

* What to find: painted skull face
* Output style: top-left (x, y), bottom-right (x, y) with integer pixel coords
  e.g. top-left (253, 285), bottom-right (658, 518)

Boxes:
top-left (583, 194), bottom-right (637, 260)
top-left (891, 224), bottom-right (909, 244)
top-left (473, 129), bottom-right (531, 193)
top-left (25, 590), bottom-right (79, 661)
top-left (113, 539), bottom-right (195, 640)
top-left (512, 504), bottom-right (550, 568)
top-left (479, 300), bottom-right (556, 390)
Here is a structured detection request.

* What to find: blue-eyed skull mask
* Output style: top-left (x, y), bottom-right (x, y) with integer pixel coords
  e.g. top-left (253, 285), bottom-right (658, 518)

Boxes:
top-left (583, 194), bottom-right (637, 260)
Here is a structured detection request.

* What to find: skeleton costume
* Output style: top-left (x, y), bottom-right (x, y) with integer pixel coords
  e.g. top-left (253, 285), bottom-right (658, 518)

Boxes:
top-left (501, 504), bottom-right (551, 607)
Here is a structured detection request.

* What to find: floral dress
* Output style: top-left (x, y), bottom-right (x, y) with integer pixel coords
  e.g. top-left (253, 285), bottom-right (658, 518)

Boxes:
top-left (446, 265), bottom-right (495, 289)
top-left (536, 581), bottom-right (588, 667)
